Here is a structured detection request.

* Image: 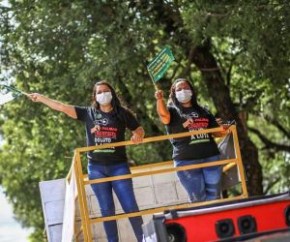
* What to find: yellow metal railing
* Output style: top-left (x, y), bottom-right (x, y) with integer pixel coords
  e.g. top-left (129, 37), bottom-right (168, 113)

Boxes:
top-left (67, 125), bottom-right (248, 242)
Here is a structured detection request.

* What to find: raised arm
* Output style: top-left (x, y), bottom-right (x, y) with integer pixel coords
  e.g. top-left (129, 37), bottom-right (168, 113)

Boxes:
top-left (155, 90), bottom-right (170, 125)
top-left (29, 93), bottom-right (77, 119)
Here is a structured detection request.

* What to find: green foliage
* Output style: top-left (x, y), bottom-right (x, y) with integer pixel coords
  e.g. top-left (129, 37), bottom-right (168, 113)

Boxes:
top-left (248, 115), bottom-right (290, 192)
top-left (0, 0), bottom-right (289, 240)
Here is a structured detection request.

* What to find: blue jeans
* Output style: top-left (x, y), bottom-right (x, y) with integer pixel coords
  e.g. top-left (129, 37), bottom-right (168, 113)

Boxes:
top-left (88, 161), bottom-right (143, 242)
top-left (174, 155), bottom-right (222, 202)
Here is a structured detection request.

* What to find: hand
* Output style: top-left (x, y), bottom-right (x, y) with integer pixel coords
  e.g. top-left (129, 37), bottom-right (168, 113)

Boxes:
top-left (221, 124), bottom-right (232, 134)
top-left (217, 119), bottom-right (235, 132)
top-left (216, 118), bottom-right (223, 126)
top-left (131, 127), bottom-right (144, 144)
top-left (28, 93), bottom-right (42, 102)
top-left (131, 133), bottom-right (143, 144)
top-left (182, 118), bottom-right (193, 128)
top-left (154, 90), bottom-right (164, 100)
top-left (90, 125), bottom-right (100, 134)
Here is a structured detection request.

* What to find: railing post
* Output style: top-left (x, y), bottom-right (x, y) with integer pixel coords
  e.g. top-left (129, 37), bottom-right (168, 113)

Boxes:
top-left (74, 151), bottom-right (93, 242)
top-left (231, 125), bottom-right (248, 197)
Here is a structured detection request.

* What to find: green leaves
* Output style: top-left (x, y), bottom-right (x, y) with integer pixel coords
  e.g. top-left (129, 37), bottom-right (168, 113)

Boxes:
top-left (0, 1), bottom-right (289, 240)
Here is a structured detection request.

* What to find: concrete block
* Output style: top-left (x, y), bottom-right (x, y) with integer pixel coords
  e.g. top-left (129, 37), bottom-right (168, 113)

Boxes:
top-left (154, 182), bottom-right (178, 205)
top-left (132, 176), bottom-right (153, 188)
top-left (175, 181), bottom-right (189, 201)
top-left (152, 173), bottom-right (175, 184)
top-left (135, 186), bottom-right (156, 209)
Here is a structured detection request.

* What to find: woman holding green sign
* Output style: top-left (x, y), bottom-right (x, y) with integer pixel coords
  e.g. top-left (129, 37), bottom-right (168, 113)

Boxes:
top-left (154, 78), bottom-right (226, 202)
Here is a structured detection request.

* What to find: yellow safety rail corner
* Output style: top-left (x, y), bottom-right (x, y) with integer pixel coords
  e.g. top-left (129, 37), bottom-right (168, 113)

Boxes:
top-left (66, 125), bottom-right (248, 242)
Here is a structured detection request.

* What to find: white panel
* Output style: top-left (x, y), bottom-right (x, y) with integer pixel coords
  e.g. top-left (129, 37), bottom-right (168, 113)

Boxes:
top-left (44, 200), bottom-right (65, 225)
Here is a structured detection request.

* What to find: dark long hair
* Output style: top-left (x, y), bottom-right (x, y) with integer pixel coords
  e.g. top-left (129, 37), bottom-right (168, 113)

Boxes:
top-left (169, 78), bottom-right (206, 118)
top-left (91, 80), bottom-right (130, 123)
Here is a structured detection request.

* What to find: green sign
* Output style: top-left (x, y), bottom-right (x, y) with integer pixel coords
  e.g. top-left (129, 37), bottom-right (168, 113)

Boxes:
top-left (147, 47), bottom-right (175, 82)
top-left (0, 84), bottom-right (26, 106)
top-left (0, 85), bottom-right (23, 105)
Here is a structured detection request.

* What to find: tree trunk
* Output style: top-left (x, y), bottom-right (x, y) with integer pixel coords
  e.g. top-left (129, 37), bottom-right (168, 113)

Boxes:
top-left (191, 44), bottom-right (263, 195)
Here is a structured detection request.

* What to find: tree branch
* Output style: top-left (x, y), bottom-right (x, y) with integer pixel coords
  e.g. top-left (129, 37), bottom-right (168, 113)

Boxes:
top-left (248, 127), bottom-right (290, 153)
top-left (264, 177), bottom-right (282, 194)
top-left (250, 111), bottom-right (290, 139)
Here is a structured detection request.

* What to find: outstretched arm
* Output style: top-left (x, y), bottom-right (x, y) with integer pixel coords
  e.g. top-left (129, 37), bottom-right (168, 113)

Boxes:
top-left (29, 93), bottom-right (77, 119)
top-left (155, 90), bottom-right (170, 124)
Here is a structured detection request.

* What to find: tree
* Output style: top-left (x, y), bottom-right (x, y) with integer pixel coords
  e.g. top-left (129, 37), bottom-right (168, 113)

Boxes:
top-left (0, 0), bottom-right (289, 240)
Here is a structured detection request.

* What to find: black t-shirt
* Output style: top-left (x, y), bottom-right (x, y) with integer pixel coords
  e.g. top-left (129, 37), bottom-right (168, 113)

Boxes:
top-left (75, 106), bottom-right (140, 165)
top-left (166, 105), bottom-right (220, 160)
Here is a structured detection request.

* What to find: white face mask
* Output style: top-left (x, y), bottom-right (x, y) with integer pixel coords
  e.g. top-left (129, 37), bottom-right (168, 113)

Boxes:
top-left (175, 89), bottom-right (192, 103)
top-left (96, 92), bottom-right (112, 105)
